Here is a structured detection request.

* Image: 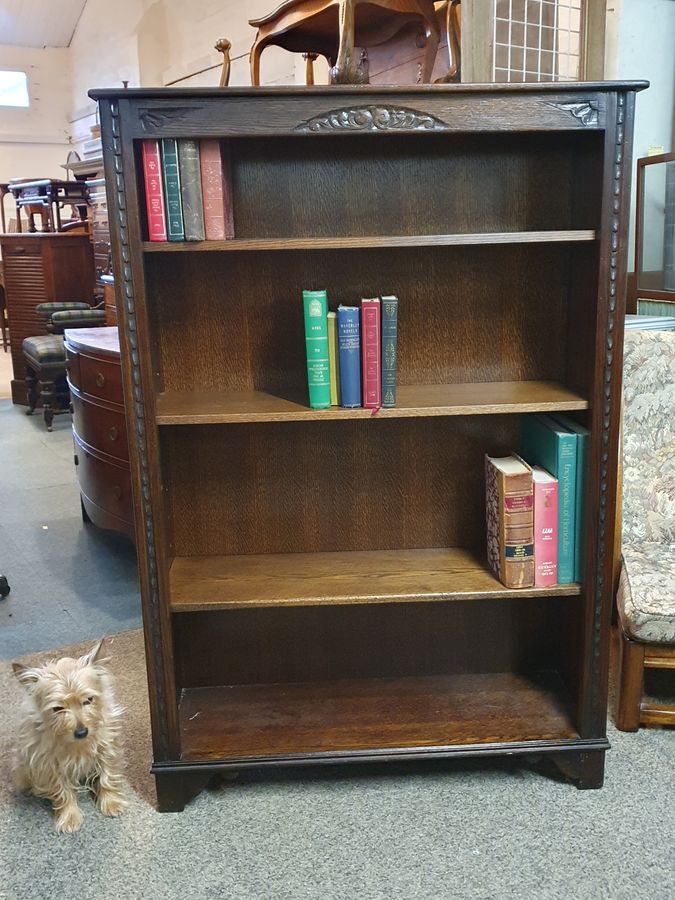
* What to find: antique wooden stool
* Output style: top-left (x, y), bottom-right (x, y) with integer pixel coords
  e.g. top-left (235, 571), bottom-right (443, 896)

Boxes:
top-left (22, 334), bottom-right (70, 431)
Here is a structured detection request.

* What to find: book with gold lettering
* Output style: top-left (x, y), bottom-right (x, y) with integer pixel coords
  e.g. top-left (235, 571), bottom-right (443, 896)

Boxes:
top-left (485, 454), bottom-right (534, 589)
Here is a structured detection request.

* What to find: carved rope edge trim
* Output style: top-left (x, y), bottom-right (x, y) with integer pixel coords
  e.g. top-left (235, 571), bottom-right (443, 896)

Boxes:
top-left (110, 101), bottom-right (169, 758)
top-left (295, 105), bottom-right (448, 133)
top-left (592, 93), bottom-right (625, 691)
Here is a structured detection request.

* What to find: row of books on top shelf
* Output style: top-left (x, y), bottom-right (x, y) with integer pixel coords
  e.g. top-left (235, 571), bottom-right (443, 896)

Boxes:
top-left (303, 290), bottom-right (398, 410)
top-left (486, 413), bottom-right (589, 590)
top-left (141, 139), bottom-right (234, 242)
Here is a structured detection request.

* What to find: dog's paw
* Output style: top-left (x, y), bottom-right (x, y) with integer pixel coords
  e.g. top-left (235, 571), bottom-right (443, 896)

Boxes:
top-left (96, 789), bottom-right (128, 817)
top-left (55, 805), bottom-right (84, 834)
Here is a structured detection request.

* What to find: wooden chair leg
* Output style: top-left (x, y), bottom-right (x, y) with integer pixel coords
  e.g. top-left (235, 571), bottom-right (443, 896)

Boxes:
top-left (25, 366), bottom-right (38, 414)
top-left (41, 378), bottom-right (55, 431)
top-left (250, 37), bottom-right (266, 86)
top-left (616, 626), bottom-right (645, 731)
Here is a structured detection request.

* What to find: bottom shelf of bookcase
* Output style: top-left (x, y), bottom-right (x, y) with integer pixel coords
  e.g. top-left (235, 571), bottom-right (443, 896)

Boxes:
top-left (178, 671), bottom-right (578, 763)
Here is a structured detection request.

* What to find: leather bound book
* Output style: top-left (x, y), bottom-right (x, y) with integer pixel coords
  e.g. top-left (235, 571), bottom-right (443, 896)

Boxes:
top-left (177, 139), bottom-right (205, 241)
top-left (381, 294), bottom-right (398, 408)
top-left (485, 454), bottom-right (535, 589)
top-left (361, 298), bottom-right (381, 409)
top-left (199, 139), bottom-right (235, 241)
top-left (160, 139), bottom-right (184, 242)
top-left (141, 140), bottom-right (167, 241)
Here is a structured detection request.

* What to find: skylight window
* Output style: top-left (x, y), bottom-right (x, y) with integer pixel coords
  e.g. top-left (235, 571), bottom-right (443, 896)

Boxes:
top-left (0, 70), bottom-right (29, 107)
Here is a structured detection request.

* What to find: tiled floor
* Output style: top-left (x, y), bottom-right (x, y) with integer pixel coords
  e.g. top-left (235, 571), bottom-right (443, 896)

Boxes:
top-left (0, 398), bottom-right (141, 659)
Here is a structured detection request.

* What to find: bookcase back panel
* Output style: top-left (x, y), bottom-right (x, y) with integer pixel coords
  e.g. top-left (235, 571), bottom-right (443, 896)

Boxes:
top-left (162, 415), bottom-right (522, 557)
top-left (228, 132), bottom-right (603, 238)
top-left (147, 243), bottom-right (583, 397)
top-left (173, 597), bottom-right (578, 687)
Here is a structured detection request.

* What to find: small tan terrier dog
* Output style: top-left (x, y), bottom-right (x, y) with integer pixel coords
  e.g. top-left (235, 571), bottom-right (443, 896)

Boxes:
top-left (12, 638), bottom-right (127, 833)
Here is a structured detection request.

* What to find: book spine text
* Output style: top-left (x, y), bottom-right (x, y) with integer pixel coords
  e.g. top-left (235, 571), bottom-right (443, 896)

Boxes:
top-left (534, 480), bottom-right (558, 587)
top-left (361, 298), bottom-right (381, 409)
top-left (160, 139), bottom-right (184, 242)
top-left (141, 140), bottom-right (167, 242)
top-left (381, 295), bottom-right (398, 408)
top-left (303, 290), bottom-right (331, 409)
top-left (199, 139), bottom-right (235, 241)
top-left (177, 139), bottom-right (205, 241)
top-left (337, 306), bottom-right (361, 408)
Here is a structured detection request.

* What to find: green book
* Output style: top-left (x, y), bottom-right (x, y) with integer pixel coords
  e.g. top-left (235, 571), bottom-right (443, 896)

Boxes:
top-left (521, 414), bottom-right (577, 584)
top-left (303, 290), bottom-right (331, 409)
top-left (551, 415), bottom-right (589, 583)
top-left (381, 294), bottom-right (398, 408)
top-left (177, 139), bottom-right (205, 241)
top-left (160, 139), bottom-right (184, 241)
top-left (327, 311), bottom-right (340, 406)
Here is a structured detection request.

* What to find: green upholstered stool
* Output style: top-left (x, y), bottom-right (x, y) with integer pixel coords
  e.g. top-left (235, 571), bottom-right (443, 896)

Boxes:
top-left (22, 334), bottom-right (69, 431)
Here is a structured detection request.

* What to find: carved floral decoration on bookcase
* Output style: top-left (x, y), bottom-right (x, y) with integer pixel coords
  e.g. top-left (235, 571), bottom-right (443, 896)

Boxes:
top-left (296, 106), bottom-right (447, 133)
top-left (139, 107), bottom-right (199, 131)
top-left (548, 101), bottom-right (601, 128)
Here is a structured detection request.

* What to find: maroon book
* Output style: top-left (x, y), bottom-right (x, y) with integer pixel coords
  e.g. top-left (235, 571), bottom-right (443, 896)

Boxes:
top-left (199, 140), bottom-right (235, 241)
top-left (361, 298), bottom-right (381, 409)
top-left (141, 140), bottom-right (167, 241)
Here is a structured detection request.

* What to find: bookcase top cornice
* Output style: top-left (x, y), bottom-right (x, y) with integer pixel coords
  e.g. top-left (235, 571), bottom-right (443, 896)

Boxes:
top-left (89, 81), bottom-right (648, 102)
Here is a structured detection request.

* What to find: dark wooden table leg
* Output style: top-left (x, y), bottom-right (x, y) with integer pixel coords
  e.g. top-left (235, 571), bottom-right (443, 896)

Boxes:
top-left (154, 771), bottom-right (214, 812)
top-left (25, 366), bottom-right (38, 414)
top-left (40, 377), bottom-right (55, 431)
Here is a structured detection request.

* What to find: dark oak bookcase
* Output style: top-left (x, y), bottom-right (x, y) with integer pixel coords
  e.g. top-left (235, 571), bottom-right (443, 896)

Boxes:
top-left (92, 82), bottom-right (645, 810)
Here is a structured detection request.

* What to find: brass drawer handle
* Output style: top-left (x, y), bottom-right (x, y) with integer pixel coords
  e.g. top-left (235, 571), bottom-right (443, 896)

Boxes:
top-left (112, 485), bottom-right (122, 500)
top-left (109, 426), bottom-right (118, 441)
top-left (95, 372), bottom-right (106, 388)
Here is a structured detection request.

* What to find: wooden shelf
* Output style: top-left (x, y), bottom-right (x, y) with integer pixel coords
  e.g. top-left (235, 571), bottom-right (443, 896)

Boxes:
top-left (144, 230), bottom-right (596, 253)
top-left (169, 547), bottom-right (581, 612)
top-left (156, 381), bottom-right (588, 425)
top-left (178, 671), bottom-right (578, 761)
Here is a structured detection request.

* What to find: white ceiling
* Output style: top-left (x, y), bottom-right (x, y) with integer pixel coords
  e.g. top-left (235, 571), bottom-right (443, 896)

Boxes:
top-left (0, 0), bottom-right (87, 48)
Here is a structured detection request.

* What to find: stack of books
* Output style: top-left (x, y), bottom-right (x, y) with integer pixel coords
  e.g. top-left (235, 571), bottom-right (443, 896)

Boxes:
top-left (141, 138), bottom-right (234, 242)
top-left (302, 290), bottom-right (398, 410)
top-left (485, 413), bottom-right (589, 589)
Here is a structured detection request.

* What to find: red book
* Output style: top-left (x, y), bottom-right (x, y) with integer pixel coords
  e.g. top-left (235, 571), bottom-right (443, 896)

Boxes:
top-left (532, 466), bottom-right (558, 587)
top-left (361, 298), bottom-right (381, 408)
top-left (141, 140), bottom-right (167, 241)
top-left (199, 139), bottom-right (235, 241)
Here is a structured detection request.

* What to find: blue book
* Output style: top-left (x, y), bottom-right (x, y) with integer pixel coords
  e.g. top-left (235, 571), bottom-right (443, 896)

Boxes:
top-left (551, 415), bottom-right (589, 583)
top-left (521, 414), bottom-right (578, 584)
top-left (337, 305), bottom-right (361, 408)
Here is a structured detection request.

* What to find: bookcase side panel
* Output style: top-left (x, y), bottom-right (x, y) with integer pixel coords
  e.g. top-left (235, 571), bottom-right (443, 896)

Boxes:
top-left (577, 91), bottom-right (636, 739)
top-left (100, 98), bottom-right (180, 761)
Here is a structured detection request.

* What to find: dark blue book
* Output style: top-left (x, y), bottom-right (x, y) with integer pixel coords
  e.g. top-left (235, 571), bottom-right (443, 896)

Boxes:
top-left (381, 294), bottom-right (398, 407)
top-left (337, 305), bottom-right (361, 408)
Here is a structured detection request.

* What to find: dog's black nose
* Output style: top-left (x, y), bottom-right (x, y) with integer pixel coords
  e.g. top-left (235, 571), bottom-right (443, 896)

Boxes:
top-left (74, 726), bottom-right (88, 739)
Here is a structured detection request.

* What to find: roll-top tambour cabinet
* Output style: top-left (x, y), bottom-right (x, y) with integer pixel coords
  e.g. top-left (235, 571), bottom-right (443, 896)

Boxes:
top-left (91, 81), bottom-right (645, 811)
top-left (0, 232), bottom-right (95, 405)
top-left (64, 327), bottom-right (134, 542)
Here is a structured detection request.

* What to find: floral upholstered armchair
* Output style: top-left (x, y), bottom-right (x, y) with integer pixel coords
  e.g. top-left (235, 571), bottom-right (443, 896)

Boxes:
top-left (615, 329), bottom-right (675, 730)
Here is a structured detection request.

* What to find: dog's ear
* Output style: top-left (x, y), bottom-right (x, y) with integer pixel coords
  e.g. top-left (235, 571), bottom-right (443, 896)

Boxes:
top-left (79, 638), bottom-right (109, 668)
top-left (12, 663), bottom-right (40, 687)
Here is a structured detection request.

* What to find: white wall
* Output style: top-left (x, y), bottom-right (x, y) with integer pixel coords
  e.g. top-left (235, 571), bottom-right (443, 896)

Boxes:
top-left (68, 0), bottom-right (305, 147)
top-left (606, 0), bottom-right (675, 263)
top-left (0, 44), bottom-right (71, 184)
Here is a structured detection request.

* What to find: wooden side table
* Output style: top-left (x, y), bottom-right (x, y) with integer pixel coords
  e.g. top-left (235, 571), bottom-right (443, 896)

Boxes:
top-left (7, 179), bottom-right (89, 233)
top-left (249, 0), bottom-right (441, 84)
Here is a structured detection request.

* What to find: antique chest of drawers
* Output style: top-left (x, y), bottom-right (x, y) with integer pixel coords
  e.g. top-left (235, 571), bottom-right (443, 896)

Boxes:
top-left (64, 326), bottom-right (134, 541)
